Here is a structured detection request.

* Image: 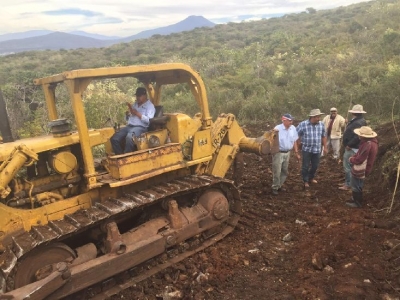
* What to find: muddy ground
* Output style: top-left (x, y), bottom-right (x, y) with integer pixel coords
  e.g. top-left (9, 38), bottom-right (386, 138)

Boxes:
top-left (110, 121), bottom-right (400, 300)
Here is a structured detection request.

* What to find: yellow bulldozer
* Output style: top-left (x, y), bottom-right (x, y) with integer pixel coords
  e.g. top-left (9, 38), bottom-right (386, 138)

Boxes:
top-left (0, 63), bottom-right (277, 299)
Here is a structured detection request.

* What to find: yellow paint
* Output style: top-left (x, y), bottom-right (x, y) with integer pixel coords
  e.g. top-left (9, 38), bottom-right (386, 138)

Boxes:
top-left (191, 130), bottom-right (213, 160)
top-left (207, 144), bottom-right (239, 177)
top-left (105, 156), bottom-right (212, 188)
top-left (0, 193), bottom-right (92, 251)
top-left (165, 113), bottom-right (202, 144)
top-left (0, 128), bottom-right (114, 162)
top-left (108, 144), bottom-right (185, 180)
top-left (50, 151), bottom-right (78, 174)
top-left (135, 129), bottom-right (169, 150)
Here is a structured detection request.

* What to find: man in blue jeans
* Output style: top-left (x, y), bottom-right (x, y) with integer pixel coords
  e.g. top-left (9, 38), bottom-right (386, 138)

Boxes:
top-left (339, 104), bottom-right (367, 191)
top-left (296, 109), bottom-right (328, 189)
top-left (111, 87), bottom-right (156, 154)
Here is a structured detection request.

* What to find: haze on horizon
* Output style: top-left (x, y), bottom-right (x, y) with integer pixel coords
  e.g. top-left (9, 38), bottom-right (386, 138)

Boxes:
top-left (1, 0), bottom-right (373, 37)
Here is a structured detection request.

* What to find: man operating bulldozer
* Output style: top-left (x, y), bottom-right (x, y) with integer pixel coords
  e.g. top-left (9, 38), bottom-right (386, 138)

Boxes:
top-left (111, 87), bottom-right (156, 154)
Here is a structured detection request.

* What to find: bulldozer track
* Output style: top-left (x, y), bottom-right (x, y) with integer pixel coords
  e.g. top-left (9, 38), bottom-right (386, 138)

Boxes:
top-left (75, 211), bottom-right (238, 300)
top-left (0, 175), bottom-right (241, 296)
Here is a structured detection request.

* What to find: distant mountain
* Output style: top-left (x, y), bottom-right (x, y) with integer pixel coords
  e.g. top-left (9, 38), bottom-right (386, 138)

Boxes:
top-left (0, 32), bottom-right (110, 54)
top-left (0, 15), bottom-right (216, 55)
top-left (121, 15), bottom-right (215, 42)
top-left (0, 30), bottom-right (53, 42)
top-left (68, 31), bottom-right (121, 40)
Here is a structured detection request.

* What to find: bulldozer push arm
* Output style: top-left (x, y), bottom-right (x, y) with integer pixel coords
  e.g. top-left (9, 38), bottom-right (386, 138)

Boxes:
top-left (0, 63), bottom-right (277, 299)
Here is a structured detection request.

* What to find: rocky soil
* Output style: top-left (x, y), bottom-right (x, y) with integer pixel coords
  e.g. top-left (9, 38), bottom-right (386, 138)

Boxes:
top-left (109, 121), bottom-right (400, 300)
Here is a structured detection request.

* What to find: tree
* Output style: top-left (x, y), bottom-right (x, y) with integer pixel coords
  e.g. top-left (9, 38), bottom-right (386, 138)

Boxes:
top-left (306, 7), bottom-right (317, 14)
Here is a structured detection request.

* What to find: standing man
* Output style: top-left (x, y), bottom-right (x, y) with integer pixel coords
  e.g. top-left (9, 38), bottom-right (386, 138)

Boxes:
top-left (322, 107), bottom-right (346, 159)
top-left (271, 113), bottom-right (300, 195)
top-left (346, 126), bottom-right (378, 208)
top-left (339, 104), bottom-right (367, 191)
top-left (296, 109), bottom-right (328, 189)
top-left (111, 87), bottom-right (156, 154)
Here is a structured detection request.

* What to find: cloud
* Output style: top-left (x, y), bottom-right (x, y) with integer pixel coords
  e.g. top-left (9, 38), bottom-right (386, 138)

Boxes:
top-left (43, 8), bottom-right (102, 17)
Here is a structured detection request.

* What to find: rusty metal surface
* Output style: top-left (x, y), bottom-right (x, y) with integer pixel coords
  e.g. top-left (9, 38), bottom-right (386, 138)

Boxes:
top-left (13, 243), bottom-right (75, 289)
top-left (0, 175), bottom-right (232, 294)
top-left (0, 262), bottom-right (70, 300)
top-left (103, 222), bottom-right (124, 254)
top-left (232, 152), bottom-right (244, 186)
top-left (108, 143), bottom-right (185, 180)
top-left (49, 183), bottom-right (240, 299)
top-left (88, 187), bottom-right (241, 300)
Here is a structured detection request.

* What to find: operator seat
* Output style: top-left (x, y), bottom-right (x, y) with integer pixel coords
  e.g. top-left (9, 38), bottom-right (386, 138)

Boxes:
top-left (148, 106), bottom-right (168, 131)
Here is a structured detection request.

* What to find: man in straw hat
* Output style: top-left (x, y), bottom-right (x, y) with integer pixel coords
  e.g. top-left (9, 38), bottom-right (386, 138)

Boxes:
top-left (338, 104), bottom-right (367, 191)
top-left (296, 109), bottom-right (328, 189)
top-left (346, 126), bottom-right (378, 208)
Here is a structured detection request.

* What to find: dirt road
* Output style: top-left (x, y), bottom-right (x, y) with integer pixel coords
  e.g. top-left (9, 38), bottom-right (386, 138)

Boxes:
top-left (109, 122), bottom-right (400, 300)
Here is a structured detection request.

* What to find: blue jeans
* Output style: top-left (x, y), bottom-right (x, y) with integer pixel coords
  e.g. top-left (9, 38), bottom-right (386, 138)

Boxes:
top-left (301, 151), bottom-right (320, 183)
top-left (111, 125), bottom-right (147, 154)
top-left (350, 175), bottom-right (364, 193)
top-left (343, 149), bottom-right (356, 186)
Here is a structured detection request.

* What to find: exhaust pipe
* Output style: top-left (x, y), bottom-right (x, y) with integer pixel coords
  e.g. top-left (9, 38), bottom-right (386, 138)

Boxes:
top-left (0, 90), bottom-right (14, 143)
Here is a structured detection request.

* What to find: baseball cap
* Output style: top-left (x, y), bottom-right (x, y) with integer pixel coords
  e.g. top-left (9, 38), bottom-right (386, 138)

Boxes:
top-left (134, 87), bottom-right (147, 96)
top-left (282, 113), bottom-right (293, 121)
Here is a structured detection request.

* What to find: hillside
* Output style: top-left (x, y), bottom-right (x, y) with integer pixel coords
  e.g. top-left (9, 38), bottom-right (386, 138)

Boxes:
top-left (0, 0), bottom-right (399, 130)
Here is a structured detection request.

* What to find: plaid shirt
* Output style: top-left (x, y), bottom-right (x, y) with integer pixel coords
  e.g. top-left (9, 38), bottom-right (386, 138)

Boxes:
top-left (296, 120), bottom-right (326, 154)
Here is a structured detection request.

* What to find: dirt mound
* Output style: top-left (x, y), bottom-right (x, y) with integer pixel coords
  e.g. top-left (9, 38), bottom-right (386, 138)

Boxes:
top-left (368, 120), bottom-right (400, 210)
top-left (110, 121), bottom-right (400, 300)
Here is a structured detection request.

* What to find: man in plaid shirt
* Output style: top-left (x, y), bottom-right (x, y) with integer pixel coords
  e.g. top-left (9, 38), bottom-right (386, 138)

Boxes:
top-left (296, 109), bottom-right (328, 189)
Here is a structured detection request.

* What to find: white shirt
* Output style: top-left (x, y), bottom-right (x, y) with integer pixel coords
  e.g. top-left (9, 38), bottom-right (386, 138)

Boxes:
top-left (274, 123), bottom-right (299, 151)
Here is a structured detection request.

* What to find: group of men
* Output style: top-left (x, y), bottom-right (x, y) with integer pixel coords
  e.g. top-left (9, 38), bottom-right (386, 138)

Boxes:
top-left (111, 88), bottom-right (378, 209)
top-left (271, 104), bottom-right (378, 208)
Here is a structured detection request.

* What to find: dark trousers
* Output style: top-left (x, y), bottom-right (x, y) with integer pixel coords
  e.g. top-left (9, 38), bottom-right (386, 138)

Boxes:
top-left (301, 150), bottom-right (320, 183)
top-left (350, 175), bottom-right (364, 193)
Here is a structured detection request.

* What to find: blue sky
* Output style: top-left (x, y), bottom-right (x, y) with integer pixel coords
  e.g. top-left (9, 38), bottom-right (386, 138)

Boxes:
top-left (1, 0), bottom-right (372, 37)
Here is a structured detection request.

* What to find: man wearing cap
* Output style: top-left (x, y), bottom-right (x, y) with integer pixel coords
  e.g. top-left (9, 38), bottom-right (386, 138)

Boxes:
top-left (346, 126), bottom-right (378, 208)
top-left (322, 108), bottom-right (346, 159)
top-left (296, 109), bottom-right (328, 188)
top-left (111, 87), bottom-right (156, 154)
top-left (339, 104), bottom-right (367, 191)
top-left (271, 113), bottom-right (300, 195)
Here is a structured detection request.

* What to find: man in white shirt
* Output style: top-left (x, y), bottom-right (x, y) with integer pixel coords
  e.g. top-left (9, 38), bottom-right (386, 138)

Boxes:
top-left (271, 113), bottom-right (300, 195)
top-left (111, 87), bottom-right (156, 154)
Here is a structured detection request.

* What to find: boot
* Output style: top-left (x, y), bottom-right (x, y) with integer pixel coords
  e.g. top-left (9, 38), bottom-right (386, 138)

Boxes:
top-left (346, 191), bottom-right (363, 208)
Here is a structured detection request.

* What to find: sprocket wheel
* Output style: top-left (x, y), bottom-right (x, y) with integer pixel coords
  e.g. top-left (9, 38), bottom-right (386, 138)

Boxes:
top-left (13, 242), bottom-right (76, 289)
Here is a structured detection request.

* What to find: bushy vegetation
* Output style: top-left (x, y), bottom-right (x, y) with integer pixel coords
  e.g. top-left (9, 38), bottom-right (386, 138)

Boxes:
top-left (1, 0), bottom-right (400, 136)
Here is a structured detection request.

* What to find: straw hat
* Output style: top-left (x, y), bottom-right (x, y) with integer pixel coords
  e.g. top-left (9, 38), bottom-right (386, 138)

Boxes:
top-left (348, 104), bottom-right (366, 114)
top-left (309, 109), bottom-right (325, 117)
top-left (354, 126), bottom-right (377, 138)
